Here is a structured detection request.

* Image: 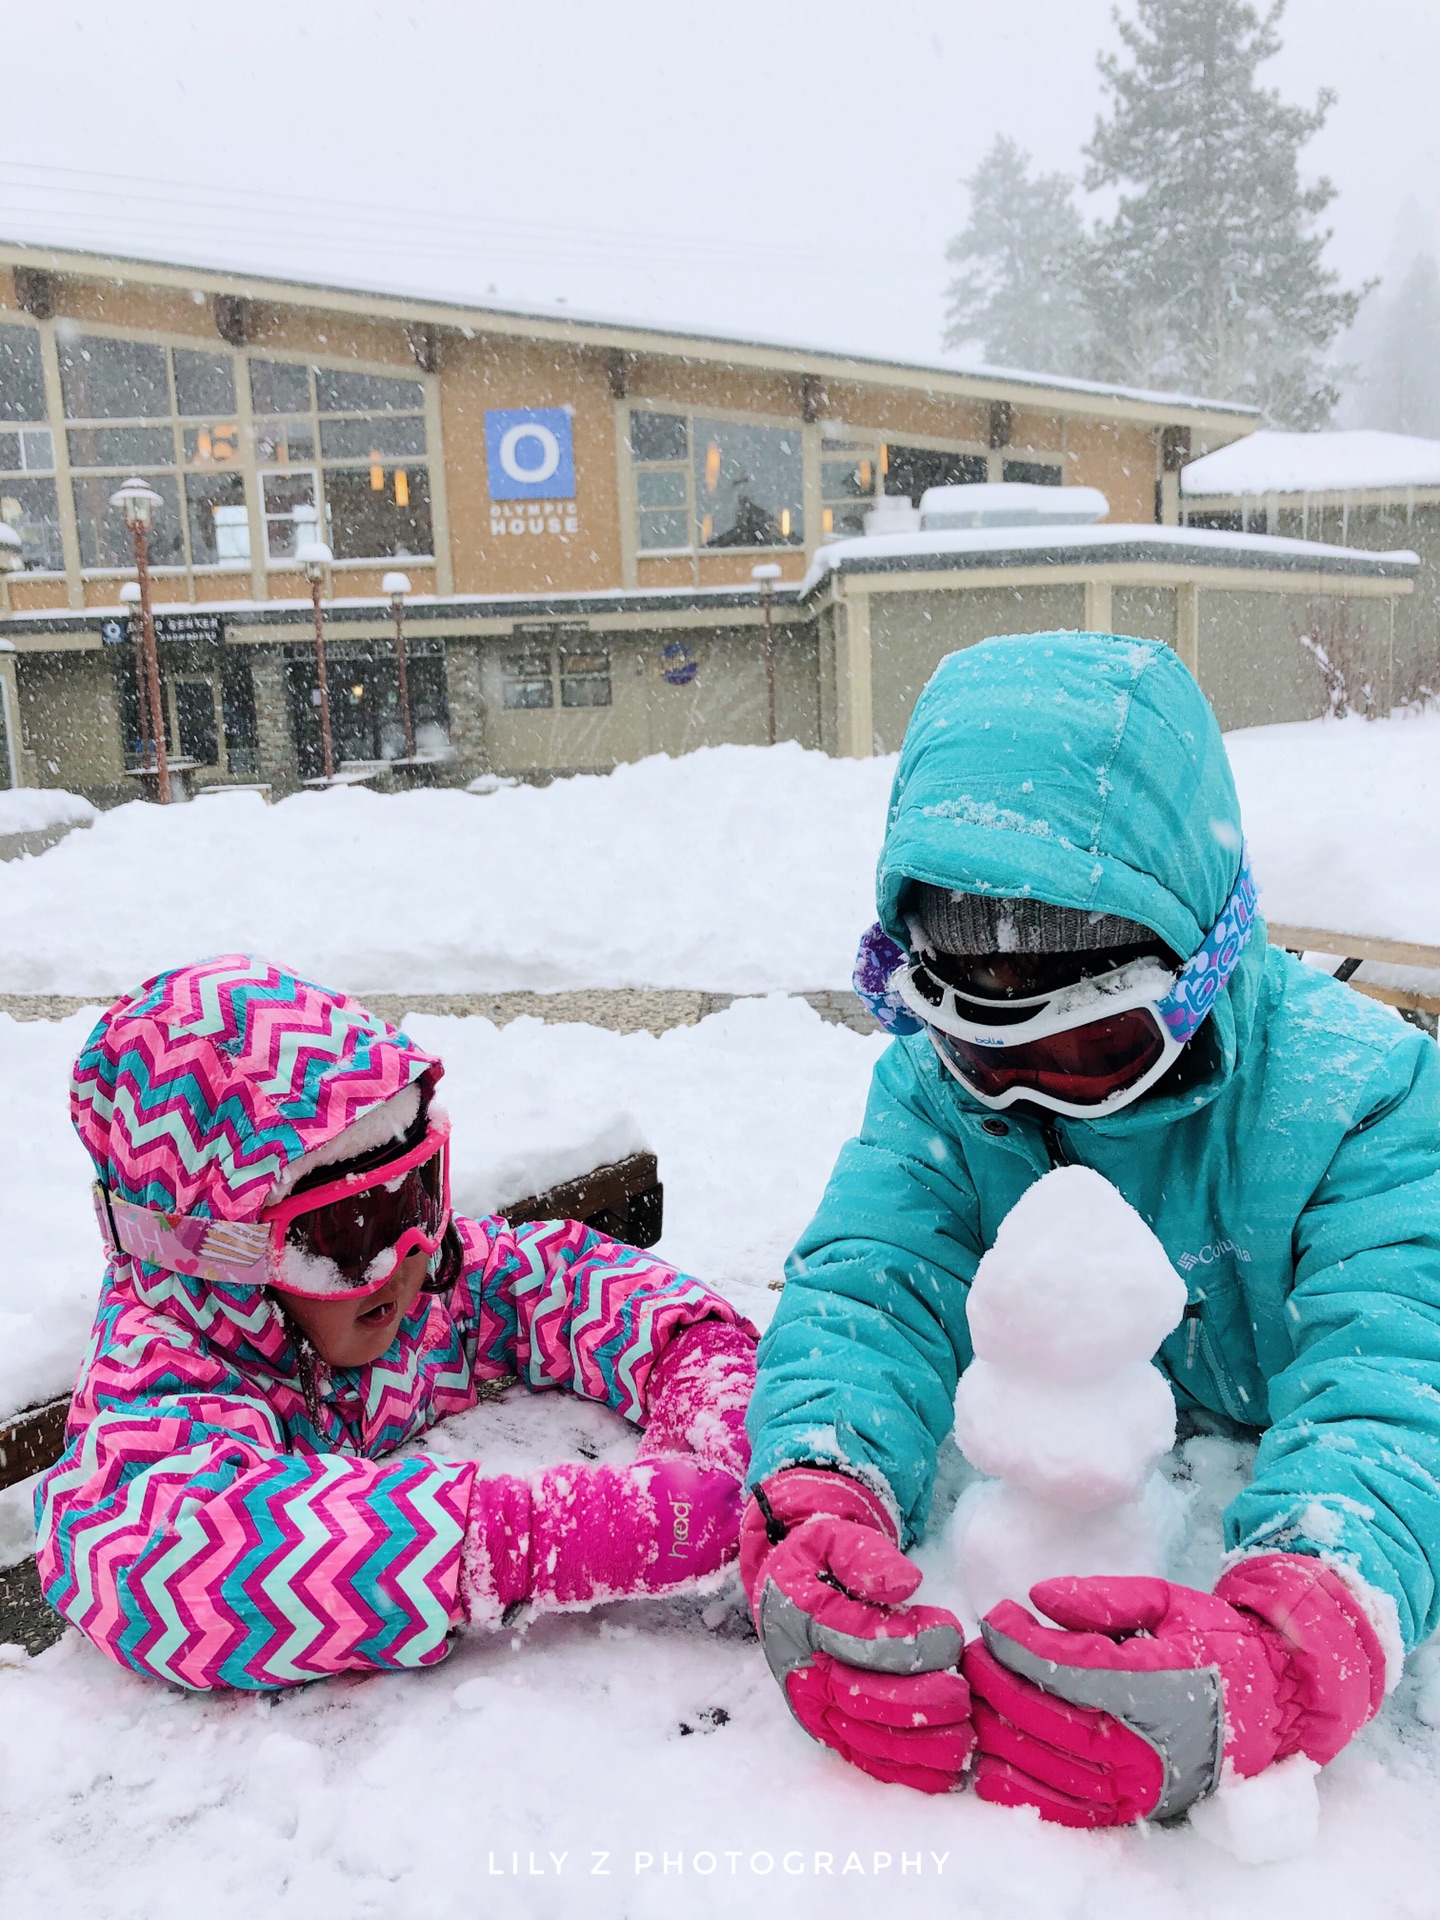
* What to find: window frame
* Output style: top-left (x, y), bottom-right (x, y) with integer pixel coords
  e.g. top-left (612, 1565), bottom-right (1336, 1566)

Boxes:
top-left (250, 356), bottom-right (435, 569)
top-left (0, 314), bottom-right (446, 587)
top-left (0, 319), bottom-right (63, 575)
top-left (57, 329), bottom-right (246, 576)
top-left (627, 401), bottom-right (810, 559)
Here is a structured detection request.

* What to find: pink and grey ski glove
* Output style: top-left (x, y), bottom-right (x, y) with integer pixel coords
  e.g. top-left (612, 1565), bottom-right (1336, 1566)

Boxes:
top-left (741, 1467), bottom-right (973, 1794)
top-left (964, 1555), bottom-right (1387, 1827)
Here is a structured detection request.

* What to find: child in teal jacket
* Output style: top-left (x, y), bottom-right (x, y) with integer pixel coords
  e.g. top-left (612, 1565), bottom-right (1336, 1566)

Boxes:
top-left (741, 633), bottom-right (1440, 1825)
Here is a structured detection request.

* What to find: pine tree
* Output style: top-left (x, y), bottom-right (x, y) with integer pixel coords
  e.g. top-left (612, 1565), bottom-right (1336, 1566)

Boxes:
top-left (1354, 253), bottom-right (1440, 438)
top-left (942, 136), bottom-right (1093, 377)
top-left (1081, 0), bottom-right (1364, 423)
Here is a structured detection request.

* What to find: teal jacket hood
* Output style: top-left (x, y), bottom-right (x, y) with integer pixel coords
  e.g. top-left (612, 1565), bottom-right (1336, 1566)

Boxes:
top-left (878, 632), bottom-right (1243, 964)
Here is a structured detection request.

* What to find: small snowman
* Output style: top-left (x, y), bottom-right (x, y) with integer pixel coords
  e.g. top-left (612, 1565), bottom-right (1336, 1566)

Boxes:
top-left (949, 1165), bottom-right (1188, 1619)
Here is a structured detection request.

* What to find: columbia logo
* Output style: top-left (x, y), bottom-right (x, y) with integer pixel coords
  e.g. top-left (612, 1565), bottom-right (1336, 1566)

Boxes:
top-left (1177, 1237), bottom-right (1251, 1272)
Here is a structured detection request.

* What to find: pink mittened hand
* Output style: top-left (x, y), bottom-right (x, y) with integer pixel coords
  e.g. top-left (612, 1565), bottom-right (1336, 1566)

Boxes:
top-left (461, 1455), bottom-right (742, 1625)
top-left (742, 1470), bottom-right (973, 1795)
top-left (638, 1318), bottom-right (757, 1479)
top-left (964, 1557), bottom-right (1386, 1828)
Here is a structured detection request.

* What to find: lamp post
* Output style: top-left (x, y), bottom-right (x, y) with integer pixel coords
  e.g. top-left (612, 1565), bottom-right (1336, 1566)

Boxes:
top-left (296, 521), bottom-right (336, 783)
top-left (381, 571), bottom-right (415, 760)
top-left (110, 478), bottom-right (169, 803)
top-left (751, 562), bottom-right (782, 746)
top-left (117, 580), bottom-right (152, 770)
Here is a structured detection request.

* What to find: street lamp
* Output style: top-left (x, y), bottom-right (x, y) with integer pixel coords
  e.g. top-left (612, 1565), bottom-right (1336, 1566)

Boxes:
top-left (110, 478), bottom-right (169, 804)
top-left (751, 562), bottom-right (783, 746)
top-left (117, 580), bottom-right (153, 771)
top-left (295, 517), bottom-right (336, 783)
top-left (381, 570), bottom-right (415, 760)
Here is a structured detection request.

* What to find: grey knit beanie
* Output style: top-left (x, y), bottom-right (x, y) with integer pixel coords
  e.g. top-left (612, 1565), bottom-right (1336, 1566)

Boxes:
top-left (910, 882), bottom-right (1153, 957)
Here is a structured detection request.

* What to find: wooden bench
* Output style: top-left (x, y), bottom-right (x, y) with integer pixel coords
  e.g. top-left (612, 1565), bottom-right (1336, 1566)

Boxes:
top-left (0, 1149), bottom-right (662, 1495)
top-left (1268, 925), bottom-right (1440, 1030)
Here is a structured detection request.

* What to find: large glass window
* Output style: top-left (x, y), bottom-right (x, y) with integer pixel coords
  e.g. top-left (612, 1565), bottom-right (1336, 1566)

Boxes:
top-left (61, 332), bottom-right (243, 570)
top-left (883, 444), bottom-right (988, 505)
top-left (0, 324), bottom-right (62, 571)
top-left (250, 359), bottom-right (432, 562)
top-left (694, 418), bottom-right (802, 548)
top-left (0, 326), bottom-right (47, 423)
top-left (630, 409), bottom-right (803, 552)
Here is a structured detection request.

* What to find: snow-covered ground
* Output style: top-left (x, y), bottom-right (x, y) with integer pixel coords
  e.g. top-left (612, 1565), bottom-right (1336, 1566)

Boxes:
top-left (0, 745), bottom-right (893, 997)
top-left (1, 713), bottom-right (1436, 1002)
top-left (1223, 706), bottom-right (1440, 946)
top-left (4, 714), bottom-right (1440, 1916)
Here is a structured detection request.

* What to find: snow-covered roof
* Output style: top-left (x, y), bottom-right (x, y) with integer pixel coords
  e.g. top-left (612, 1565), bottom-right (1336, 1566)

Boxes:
top-left (0, 239), bottom-right (1261, 425)
top-left (1182, 430), bottom-right (1440, 498)
top-left (801, 522), bottom-right (1420, 596)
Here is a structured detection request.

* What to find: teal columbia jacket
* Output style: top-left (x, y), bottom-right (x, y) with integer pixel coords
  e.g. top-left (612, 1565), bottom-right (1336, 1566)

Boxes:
top-left (748, 633), bottom-right (1440, 1652)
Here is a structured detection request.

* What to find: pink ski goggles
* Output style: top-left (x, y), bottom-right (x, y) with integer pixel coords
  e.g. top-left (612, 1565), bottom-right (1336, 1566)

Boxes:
top-left (95, 1112), bottom-right (452, 1301)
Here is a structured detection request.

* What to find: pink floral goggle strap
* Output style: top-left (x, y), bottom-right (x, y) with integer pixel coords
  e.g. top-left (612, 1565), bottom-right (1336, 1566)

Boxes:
top-left (94, 1114), bottom-right (452, 1300)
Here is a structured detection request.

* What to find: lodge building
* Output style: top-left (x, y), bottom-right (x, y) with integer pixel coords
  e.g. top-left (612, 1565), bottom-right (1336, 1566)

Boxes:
top-left (0, 244), bottom-right (1421, 799)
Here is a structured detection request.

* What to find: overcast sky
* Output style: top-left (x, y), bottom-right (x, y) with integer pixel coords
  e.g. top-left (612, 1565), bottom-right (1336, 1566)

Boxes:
top-left (2, 0), bottom-right (1436, 369)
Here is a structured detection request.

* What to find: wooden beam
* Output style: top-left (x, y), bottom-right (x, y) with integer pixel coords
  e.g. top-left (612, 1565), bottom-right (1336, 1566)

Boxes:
top-left (1267, 925), bottom-right (1440, 971)
top-left (0, 1397), bottom-right (69, 1493)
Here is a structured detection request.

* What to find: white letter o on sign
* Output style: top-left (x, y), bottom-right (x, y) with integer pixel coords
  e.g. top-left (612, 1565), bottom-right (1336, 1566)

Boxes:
top-left (499, 422), bottom-right (561, 485)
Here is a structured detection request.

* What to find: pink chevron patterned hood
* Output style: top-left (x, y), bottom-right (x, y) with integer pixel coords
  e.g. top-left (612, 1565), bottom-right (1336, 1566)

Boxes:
top-left (72, 955), bottom-right (441, 1225)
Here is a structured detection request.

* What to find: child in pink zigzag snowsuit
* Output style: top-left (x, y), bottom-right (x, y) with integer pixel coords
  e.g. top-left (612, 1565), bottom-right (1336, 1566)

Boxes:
top-left (36, 954), bottom-right (757, 1691)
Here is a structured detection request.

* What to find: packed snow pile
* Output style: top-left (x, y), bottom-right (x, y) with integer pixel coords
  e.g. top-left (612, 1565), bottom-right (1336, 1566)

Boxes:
top-left (949, 1167), bottom-right (1187, 1616)
top-left (0, 787), bottom-right (96, 836)
top-left (0, 995), bottom-right (886, 1422)
top-left (1225, 704), bottom-right (1440, 947)
top-left (0, 744), bottom-right (894, 996)
top-left (1, 706), bottom-right (1437, 999)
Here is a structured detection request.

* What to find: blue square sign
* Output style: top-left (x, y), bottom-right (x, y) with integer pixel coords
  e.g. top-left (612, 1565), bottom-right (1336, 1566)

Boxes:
top-left (485, 407), bottom-right (576, 501)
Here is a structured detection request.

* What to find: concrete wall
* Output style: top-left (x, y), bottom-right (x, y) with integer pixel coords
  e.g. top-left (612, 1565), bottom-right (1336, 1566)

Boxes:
top-left (1274, 501), bottom-right (1439, 707)
top-left (868, 584), bottom-right (1086, 752)
top-left (1194, 587), bottom-right (1391, 731)
top-left (1111, 586), bottom-right (1178, 647)
top-left (15, 649), bottom-right (126, 797)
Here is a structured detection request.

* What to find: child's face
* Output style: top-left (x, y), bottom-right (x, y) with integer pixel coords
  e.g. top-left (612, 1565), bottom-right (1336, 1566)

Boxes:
top-left (274, 1248), bottom-right (430, 1368)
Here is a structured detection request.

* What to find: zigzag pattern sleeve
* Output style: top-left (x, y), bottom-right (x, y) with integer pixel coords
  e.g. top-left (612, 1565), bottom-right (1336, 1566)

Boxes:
top-left (36, 1308), bottom-right (475, 1691)
top-left (464, 1215), bottom-right (752, 1423)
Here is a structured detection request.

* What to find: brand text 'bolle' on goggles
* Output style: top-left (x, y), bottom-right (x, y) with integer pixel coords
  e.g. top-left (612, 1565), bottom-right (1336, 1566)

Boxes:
top-left (858, 849), bottom-right (1258, 1119)
top-left (94, 1110), bottom-right (452, 1300)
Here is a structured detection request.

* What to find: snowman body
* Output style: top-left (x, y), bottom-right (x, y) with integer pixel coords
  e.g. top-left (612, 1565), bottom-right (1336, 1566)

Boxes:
top-left (950, 1165), bottom-right (1188, 1618)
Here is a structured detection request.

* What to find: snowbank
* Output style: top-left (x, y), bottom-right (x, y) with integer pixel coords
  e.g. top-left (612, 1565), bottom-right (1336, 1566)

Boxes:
top-left (0, 745), bottom-right (895, 997)
top-left (1226, 705), bottom-right (1440, 946)
top-left (1183, 428), bottom-right (1440, 496)
top-left (0, 995), bottom-right (885, 1420)
top-left (0, 788), bottom-right (96, 835)
top-left (1, 710), bottom-right (1436, 1002)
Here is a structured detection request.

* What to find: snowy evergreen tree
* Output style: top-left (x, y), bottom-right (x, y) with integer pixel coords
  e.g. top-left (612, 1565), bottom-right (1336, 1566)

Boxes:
top-left (1351, 253), bottom-right (1440, 438)
top-left (942, 136), bottom-right (1093, 377)
top-left (1081, 0), bottom-right (1364, 423)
